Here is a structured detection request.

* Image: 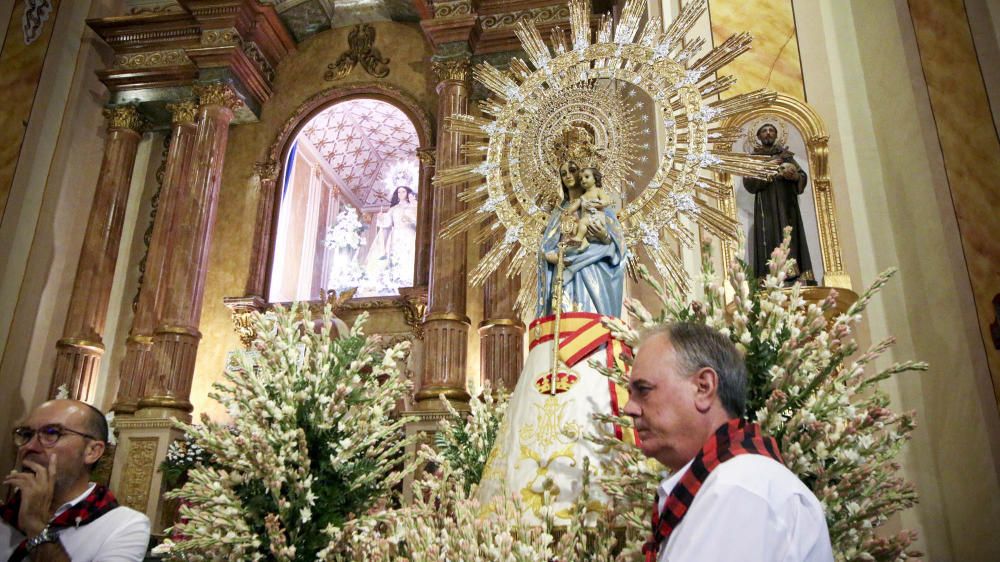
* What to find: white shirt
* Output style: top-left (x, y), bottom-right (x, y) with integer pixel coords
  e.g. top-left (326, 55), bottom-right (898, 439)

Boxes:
top-left (1, 483), bottom-right (150, 561)
top-left (656, 455), bottom-right (834, 562)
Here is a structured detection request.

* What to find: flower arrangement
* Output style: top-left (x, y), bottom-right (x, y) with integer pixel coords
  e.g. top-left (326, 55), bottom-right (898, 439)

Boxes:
top-left (157, 229), bottom-right (923, 562)
top-left (321, 403), bottom-right (621, 562)
top-left (602, 229), bottom-right (926, 560)
top-left (153, 302), bottom-right (416, 561)
top-left (323, 206), bottom-right (364, 251)
top-left (433, 386), bottom-right (509, 495)
top-left (160, 429), bottom-right (218, 489)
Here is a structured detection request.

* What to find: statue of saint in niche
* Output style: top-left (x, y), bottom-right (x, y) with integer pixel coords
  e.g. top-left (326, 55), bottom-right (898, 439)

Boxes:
top-left (742, 123), bottom-right (816, 284)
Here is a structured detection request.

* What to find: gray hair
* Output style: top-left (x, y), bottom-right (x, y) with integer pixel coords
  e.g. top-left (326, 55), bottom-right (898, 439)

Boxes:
top-left (638, 322), bottom-right (747, 418)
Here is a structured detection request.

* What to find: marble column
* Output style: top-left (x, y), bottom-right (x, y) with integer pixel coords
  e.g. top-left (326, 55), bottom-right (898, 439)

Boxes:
top-left (415, 58), bottom-right (472, 406)
top-left (244, 160), bottom-right (280, 299)
top-left (140, 83), bottom-right (242, 414)
top-left (113, 101), bottom-right (198, 414)
top-left (414, 147), bottom-right (435, 288)
top-left (479, 244), bottom-right (524, 392)
top-left (51, 105), bottom-right (143, 402)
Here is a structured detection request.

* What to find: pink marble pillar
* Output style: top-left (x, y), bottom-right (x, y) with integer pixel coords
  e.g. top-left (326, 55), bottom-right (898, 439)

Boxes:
top-left (51, 105), bottom-right (143, 402)
top-left (414, 147), bottom-right (435, 287)
top-left (479, 245), bottom-right (524, 392)
top-left (113, 100), bottom-right (198, 414)
top-left (415, 58), bottom-right (472, 405)
top-left (141, 84), bottom-right (242, 413)
top-left (243, 160), bottom-right (279, 298)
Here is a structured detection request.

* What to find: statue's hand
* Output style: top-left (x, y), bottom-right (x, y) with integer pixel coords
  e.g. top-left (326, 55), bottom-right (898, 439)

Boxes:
top-left (779, 162), bottom-right (798, 180)
top-left (545, 250), bottom-right (560, 265)
top-left (586, 218), bottom-right (610, 243)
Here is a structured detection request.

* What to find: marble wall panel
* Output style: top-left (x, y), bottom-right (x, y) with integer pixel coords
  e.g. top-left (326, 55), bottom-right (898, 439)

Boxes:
top-left (708, 0), bottom-right (805, 101)
top-left (0, 0), bottom-right (62, 224)
top-left (908, 0), bottom-right (1000, 408)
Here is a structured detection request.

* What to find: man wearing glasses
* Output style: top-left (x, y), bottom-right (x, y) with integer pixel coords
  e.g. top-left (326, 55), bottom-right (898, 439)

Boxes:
top-left (1, 400), bottom-right (150, 561)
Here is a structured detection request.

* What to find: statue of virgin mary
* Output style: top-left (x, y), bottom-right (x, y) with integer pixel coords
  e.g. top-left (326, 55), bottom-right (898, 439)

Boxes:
top-left (476, 139), bottom-right (636, 523)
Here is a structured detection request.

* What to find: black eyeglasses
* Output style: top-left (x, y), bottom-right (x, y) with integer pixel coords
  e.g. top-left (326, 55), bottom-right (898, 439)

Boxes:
top-left (12, 425), bottom-right (98, 448)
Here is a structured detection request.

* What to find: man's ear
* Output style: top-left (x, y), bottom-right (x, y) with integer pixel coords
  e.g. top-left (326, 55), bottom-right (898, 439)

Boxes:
top-left (85, 440), bottom-right (106, 466)
top-left (691, 367), bottom-right (719, 413)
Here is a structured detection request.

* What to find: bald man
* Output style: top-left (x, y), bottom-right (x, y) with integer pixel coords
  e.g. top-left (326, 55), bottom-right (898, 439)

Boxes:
top-left (2, 400), bottom-right (149, 561)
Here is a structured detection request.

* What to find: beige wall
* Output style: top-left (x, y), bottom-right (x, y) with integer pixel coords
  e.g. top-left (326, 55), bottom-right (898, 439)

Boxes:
top-left (0, 0), bottom-right (130, 475)
top-left (191, 20), bottom-right (436, 420)
top-left (795, 0), bottom-right (1000, 559)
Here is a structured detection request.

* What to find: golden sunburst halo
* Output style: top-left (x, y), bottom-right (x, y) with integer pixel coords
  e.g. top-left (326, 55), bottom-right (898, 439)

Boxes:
top-left (435, 0), bottom-right (779, 315)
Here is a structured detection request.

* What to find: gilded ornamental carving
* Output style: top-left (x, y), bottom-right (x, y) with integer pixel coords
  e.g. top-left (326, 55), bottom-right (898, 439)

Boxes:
top-left (431, 58), bottom-right (471, 83)
top-left (194, 83), bottom-right (245, 111)
top-left (480, 6), bottom-right (570, 30)
top-left (103, 104), bottom-right (144, 132)
top-left (201, 28), bottom-right (241, 47)
top-left (114, 49), bottom-right (191, 69)
top-left (324, 24), bottom-right (390, 81)
top-left (432, 1), bottom-right (474, 19)
top-left (166, 100), bottom-right (198, 125)
top-left (120, 437), bottom-right (158, 512)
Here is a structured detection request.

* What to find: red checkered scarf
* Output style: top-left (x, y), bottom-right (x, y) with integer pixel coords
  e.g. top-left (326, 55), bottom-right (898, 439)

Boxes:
top-left (642, 419), bottom-right (784, 562)
top-left (1, 484), bottom-right (119, 561)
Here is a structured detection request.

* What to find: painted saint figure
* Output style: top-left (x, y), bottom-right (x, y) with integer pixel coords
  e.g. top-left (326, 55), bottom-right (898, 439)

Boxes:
top-left (386, 186), bottom-right (417, 286)
top-left (742, 123), bottom-right (815, 284)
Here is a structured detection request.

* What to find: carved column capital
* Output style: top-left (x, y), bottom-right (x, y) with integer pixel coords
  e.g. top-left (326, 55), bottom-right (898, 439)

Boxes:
top-left (416, 147), bottom-right (436, 167)
top-left (431, 57), bottom-right (471, 84)
top-left (193, 82), bottom-right (245, 111)
top-left (254, 160), bottom-right (280, 181)
top-left (103, 104), bottom-right (144, 132)
top-left (166, 100), bottom-right (198, 125)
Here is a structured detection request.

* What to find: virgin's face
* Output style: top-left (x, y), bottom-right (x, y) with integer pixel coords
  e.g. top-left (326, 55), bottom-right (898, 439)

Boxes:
top-left (395, 187), bottom-right (411, 203)
top-left (580, 168), bottom-right (596, 189)
top-left (559, 163), bottom-right (578, 188)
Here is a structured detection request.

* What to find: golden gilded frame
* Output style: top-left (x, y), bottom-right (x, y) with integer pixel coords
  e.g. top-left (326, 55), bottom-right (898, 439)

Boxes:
top-left (715, 94), bottom-right (852, 290)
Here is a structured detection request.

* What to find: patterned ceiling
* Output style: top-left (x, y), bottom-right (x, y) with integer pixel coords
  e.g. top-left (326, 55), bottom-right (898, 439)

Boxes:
top-left (123, 1), bottom-right (419, 42)
top-left (298, 99), bottom-right (419, 210)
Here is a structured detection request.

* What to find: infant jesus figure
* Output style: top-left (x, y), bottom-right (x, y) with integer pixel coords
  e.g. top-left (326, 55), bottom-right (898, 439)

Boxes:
top-left (564, 166), bottom-right (613, 252)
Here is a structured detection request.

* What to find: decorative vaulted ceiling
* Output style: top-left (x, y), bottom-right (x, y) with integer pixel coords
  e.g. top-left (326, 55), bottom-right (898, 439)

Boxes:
top-left (123, 0), bottom-right (419, 42)
top-left (298, 99), bottom-right (419, 211)
top-left (120, 1), bottom-right (612, 46)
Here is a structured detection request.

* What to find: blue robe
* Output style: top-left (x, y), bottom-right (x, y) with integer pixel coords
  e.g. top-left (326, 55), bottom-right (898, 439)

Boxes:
top-left (536, 203), bottom-right (627, 318)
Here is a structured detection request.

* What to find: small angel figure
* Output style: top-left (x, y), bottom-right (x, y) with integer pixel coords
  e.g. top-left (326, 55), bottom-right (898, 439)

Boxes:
top-left (563, 167), bottom-right (613, 252)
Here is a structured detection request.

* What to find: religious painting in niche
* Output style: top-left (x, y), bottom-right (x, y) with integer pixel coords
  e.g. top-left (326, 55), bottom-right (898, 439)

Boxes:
top-left (736, 118), bottom-right (823, 286)
top-left (268, 98), bottom-right (420, 303)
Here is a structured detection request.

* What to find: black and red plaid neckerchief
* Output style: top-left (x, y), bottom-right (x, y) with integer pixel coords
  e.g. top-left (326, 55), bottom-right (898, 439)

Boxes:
top-left (1, 484), bottom-right (120, 562)
top-left (642, 419), bottom-right (784, 562)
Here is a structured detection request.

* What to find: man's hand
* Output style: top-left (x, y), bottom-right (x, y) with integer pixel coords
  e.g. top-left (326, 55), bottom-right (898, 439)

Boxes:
top-left (3, 455), bottom-right (56, 537)
top-left (586, 218), bottom-right (610, 244)
top-left (779, 163), bottom-right (798, 180)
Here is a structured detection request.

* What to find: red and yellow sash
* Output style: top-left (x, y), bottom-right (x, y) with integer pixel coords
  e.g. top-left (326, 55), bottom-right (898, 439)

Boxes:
top-left (529, 312), bottom-right (638, 446)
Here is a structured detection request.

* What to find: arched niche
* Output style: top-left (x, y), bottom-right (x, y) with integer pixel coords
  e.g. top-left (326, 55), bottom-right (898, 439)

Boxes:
top-left (716, 93), bottom-right (851, 290)
top-left (247, 83), bottom-right (435, 305)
